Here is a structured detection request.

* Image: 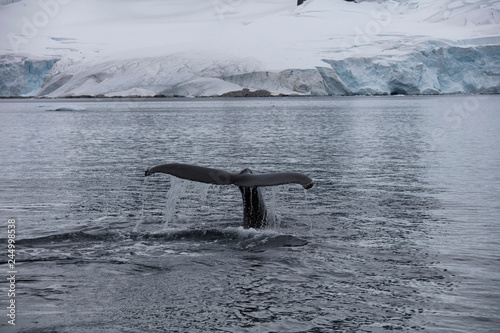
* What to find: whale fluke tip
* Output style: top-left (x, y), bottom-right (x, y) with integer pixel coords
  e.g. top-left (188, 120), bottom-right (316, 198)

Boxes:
top-left (303, 181), bottom-right (314, 189)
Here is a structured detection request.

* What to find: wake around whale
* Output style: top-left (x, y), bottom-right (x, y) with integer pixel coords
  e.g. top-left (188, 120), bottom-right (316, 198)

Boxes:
top-left (145, 163), bottom-right (314, 229)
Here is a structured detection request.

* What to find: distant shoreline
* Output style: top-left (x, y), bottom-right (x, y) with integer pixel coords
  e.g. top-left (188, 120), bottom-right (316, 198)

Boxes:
top-left (2, 91), bottom-right (498, 100)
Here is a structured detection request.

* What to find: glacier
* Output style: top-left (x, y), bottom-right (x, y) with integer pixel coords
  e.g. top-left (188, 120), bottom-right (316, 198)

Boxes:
top-left (325, 44), bottom-right (500, 95)
top-left (0, 0), bottom-right (499, 97)
top-left (0, 54), bottom-right (58, 97)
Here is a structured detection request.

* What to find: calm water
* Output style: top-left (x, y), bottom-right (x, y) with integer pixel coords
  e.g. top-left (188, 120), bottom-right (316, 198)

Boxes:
top-left (0, 96), bottom-right (499, 332)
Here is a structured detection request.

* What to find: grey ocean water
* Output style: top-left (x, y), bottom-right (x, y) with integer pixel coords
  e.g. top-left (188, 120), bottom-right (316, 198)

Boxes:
top-left (0, 96), bottom-right (499, 332)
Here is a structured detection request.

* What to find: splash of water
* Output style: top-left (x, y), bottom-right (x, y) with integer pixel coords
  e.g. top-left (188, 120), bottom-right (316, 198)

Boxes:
top-left (267, 186), bottom-right (283, 230)
top-left (163, 177), bottom-right (189, 229)
top-left (198, 182), bottom-right (212, 202)
top-left (303, 187), bottom-right (312, 232)
top-left (133, 177), bottom-right (148, 232)
top-left (138, 176), bottom-right (296, 232)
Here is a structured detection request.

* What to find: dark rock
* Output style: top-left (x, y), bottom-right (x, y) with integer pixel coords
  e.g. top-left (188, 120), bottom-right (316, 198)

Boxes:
top-left (220, 88), bottom-right (272, 97)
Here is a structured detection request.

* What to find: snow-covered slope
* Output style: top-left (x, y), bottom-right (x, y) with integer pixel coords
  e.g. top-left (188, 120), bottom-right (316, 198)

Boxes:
top-left (0, 0), bottom-right (499, 97)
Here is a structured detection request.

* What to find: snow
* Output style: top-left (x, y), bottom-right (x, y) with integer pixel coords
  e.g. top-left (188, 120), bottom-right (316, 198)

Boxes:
top-left (0, 0), bottom-right (499, 97)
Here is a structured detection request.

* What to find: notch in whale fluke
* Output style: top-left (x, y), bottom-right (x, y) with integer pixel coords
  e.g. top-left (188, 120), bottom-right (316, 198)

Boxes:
top-left (144, 163), bottom-right (314, 189)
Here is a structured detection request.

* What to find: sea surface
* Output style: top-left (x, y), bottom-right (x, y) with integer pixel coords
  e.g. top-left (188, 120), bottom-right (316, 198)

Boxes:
top-left (0, 96), bottom-right (499, 332)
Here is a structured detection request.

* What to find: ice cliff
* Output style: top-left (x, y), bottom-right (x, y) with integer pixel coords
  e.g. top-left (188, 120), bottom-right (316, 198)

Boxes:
top-left (0, 55), bottom-right (58, 97)
top-left (0, 0), bottom-right (499, 97)
top-left (11, 44), bottom-right (498, 98)
top-left (325, 44), bottom-right (500, 95)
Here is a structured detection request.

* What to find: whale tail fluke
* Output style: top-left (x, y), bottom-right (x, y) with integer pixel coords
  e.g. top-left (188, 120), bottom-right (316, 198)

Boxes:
top-left (144, 163), bottom-right (313, 229)
top-left (144, 163), bottom-right (314, 189)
